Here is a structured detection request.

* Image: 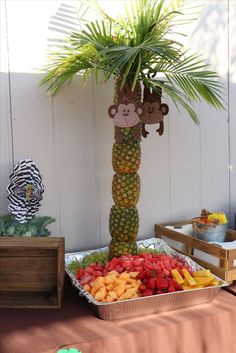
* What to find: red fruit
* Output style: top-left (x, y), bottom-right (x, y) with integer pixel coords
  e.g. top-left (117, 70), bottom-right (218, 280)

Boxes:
top-left (114, 265), bottom-right (124, 273)
top-left (133, 259), bottom-right (144, 266)
top-left (93, 270), bottom-right (103, 276)
top-left (139, 284), bottom-right (146, 293)
top-left (142, 289), bottom-right (154, 297)
top-left (147, 278), bottom-right (156, 290)
top-left (156, 290), bottom-right (163, 294)
top-left (79, 274), bottom-right (93, 285)
top-left (163, 269), bottom-right (170, 277)
top-left (156, 278), bottom-right (168, 290)
top-left (135, 266), bottom-right (144, 272)
top-left (150, 270), bottom-right (156, 277)
top-left (120, 259), bottom-right (132, 267)
top-left (76, 269), bottom-right (84, 279)
top-left (138, 271), bottom-right (145, 280)
top-left (85, 267), bottom-right (94, 275)
top-left (143, 278), bottom-right (149, 285)
top-left (145, 270), bottom-right (151, 279)
top-left (167, 286), bottom-right (175, 293)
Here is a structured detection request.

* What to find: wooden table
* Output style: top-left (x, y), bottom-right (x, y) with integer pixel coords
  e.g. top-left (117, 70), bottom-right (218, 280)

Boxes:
top-left (1, 279), bottom-right (236, 353)
top-left (224, 281), bottom-right (236, 295)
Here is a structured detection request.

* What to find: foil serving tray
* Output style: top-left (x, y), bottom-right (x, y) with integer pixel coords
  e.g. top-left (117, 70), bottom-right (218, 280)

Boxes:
top-left (65, 238), bottom-right (228, 320)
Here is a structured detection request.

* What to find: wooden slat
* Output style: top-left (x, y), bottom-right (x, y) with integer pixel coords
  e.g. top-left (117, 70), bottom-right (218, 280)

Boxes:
top-left (57, 238), bottom-right (65, 307)
top-left (155, 224), bottom-right (227, 258)
top-left (0, 291), bottom-right (57, 308)
top-left (0, 256), bottom-right (56, 271)
top-left (0, 237), bottom-right (63, 248)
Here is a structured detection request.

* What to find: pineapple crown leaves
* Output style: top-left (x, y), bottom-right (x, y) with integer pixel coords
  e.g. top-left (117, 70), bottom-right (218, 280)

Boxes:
top-left (40, 0), bottom-right (225, 123)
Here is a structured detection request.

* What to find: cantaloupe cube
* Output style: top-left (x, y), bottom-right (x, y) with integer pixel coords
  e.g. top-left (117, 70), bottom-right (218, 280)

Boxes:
top-left (129, 272), bottom-right (139, 279)
top-left (83, 284), bottom-right (91, 292)
top-left (118, 288), bottom-right (137, 301)
top-left (108, 290), bottom-right (118, 300)
top-left (106, 283), bottom-right (114, 291)
top-left (114, 284), bottom-right (126, 297)
top-left (119, 272), bottom-right (130, 281)
top-left (93, 276), bottom-right (105, 291)
top-left (104, 273), bottom-right (116, 285)
top-left (108, 270), bottom-right (119, 277)
top-left (95, 285), bottom-right (107, 301)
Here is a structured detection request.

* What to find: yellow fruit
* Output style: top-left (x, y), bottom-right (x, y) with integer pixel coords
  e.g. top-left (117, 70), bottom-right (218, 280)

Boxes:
top-left (171, 269), bottom-right (184, 284)
top-left (182, 269), bottom-right (197, 286)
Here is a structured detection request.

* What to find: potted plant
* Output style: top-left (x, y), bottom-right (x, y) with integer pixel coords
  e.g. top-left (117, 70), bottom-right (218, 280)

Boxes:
top-left (40, 0), bottom-right (224, 259)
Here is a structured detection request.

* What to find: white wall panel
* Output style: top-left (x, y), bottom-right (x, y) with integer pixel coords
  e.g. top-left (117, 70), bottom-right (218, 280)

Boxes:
top-left (193, 1), bottom-right (230, 220)
top-left (229, 0), bottom-right (236, 228)
top-left (0, 0), bottom-right (235, 251)
top-left (0, 0), bottom-right (13, 214)
top-left (53, 77), bottom-right (101, 251)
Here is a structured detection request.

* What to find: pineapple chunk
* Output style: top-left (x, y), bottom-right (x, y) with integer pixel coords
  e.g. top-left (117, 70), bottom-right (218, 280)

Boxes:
top-left (194, 277), bottom-right (212, 286)
top-left (193, 270), bottom-right (213, 278)
top-left (171, 269), bottom-right (184, 284)
top-left (182, 269), bottom-right (197, 286)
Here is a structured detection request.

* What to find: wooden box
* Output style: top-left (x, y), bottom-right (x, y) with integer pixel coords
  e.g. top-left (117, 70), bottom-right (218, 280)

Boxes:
top-left (155, 221), bottom-right (236, 283)
top-left (0, 237), bottom-right (65, 308)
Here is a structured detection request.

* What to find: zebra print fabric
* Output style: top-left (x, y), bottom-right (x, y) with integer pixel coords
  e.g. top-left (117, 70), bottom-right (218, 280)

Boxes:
top-left (7, 159), bottom-right (44, 223)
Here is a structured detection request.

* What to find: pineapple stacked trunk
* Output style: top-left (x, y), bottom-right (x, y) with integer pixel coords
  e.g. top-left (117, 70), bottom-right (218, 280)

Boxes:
top-left (109, 81), bottom-right (141, 259)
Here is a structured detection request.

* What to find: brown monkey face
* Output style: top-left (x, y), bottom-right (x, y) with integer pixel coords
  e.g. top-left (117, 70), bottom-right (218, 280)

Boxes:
top-left (141, 101), bottom-right (168, 124)
top-left (111, 103), bottom-right (142, 127)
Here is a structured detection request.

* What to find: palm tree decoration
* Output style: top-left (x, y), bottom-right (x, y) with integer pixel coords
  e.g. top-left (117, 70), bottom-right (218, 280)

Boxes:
top-left (40, 0), bottom-right (224, 258)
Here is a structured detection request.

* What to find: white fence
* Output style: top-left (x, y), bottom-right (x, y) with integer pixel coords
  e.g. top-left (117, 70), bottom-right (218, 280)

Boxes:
top-left (0, 0), bottom-right (235, 251)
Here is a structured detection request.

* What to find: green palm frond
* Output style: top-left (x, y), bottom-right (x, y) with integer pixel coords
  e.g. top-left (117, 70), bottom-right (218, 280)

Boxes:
top-left (40, 0), bottom-right (224, 121)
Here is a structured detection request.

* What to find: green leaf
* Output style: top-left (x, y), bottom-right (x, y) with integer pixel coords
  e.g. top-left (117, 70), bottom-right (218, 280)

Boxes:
top-left (40, 0), bottom-right (224, 116)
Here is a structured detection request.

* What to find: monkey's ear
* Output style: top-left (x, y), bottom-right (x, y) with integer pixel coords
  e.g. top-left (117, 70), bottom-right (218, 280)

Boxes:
top-left (108, 105), bottom-right (117, 118)
top-left (160, 103), bottom-right (169, 115)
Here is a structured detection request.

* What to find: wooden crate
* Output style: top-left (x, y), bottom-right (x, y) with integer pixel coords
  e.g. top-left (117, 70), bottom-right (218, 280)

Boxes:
top-left (155, 221), bottom-right (236, 283)
top-left (0, 237), bottom-right (65, 308)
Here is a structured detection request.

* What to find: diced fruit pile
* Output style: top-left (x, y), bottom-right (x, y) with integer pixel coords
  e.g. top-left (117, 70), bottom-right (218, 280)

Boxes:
top-left (68, 251), bottom-right (220, 303)
top-left (83, 271), bottom-right (141, 302)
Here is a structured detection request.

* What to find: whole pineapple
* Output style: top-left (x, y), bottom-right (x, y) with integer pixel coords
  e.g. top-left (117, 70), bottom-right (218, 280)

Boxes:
top-left (108, 81), bottom-right (141, 258)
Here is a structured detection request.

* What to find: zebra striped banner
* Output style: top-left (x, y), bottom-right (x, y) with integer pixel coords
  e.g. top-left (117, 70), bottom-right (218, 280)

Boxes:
top-left (7, 159), bottom-right (44, 223)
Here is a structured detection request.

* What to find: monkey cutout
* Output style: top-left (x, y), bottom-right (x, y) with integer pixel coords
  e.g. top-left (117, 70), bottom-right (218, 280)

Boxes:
top-left (141, 86), bottom-right (169, 138)
top-left (108, 81), bottom-right (143, 143)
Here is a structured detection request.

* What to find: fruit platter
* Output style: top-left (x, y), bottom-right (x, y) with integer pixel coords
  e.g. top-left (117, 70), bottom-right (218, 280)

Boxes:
top-left (65, 238), bottom-right (228, 320)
